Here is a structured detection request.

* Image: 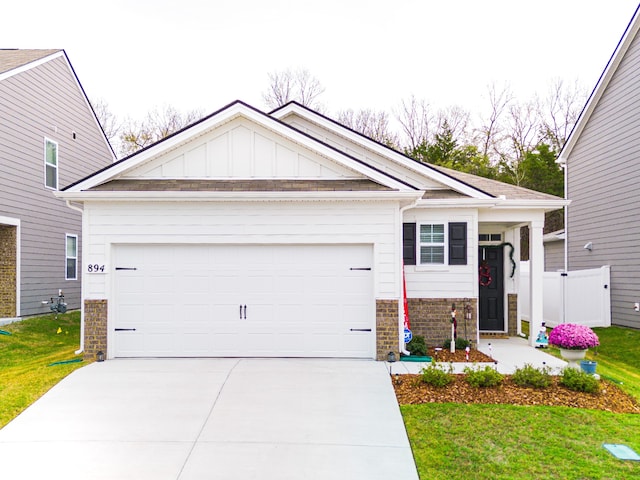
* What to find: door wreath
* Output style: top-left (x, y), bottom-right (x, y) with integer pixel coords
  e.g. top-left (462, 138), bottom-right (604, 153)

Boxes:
top-left (479, 262), bottom-right (492, 287)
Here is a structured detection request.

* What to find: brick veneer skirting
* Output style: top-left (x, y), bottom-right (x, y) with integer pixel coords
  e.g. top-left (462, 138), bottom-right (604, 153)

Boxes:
top-left (407, 298), bottom-right (478, 348)
top-left (84, 299), bottom-right (108, 360)
top-left (507, 294), bottom-right (518, 336)
top-left (376, 299), bottom-right (399, 361)
top-left (0, 225), bottom-right (17, 318)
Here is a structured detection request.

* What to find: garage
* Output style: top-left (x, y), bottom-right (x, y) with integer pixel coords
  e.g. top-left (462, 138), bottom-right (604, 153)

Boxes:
top-left (112, 244), bottom-right (374, 358)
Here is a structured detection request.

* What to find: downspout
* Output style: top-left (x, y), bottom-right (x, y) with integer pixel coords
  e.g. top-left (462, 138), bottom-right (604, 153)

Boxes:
top-left (561, 159), bottom-right (568, 324)
top-left (398, 199), bottom-right (421, 355)
top-left (66, 200), bottom-right (85, 355)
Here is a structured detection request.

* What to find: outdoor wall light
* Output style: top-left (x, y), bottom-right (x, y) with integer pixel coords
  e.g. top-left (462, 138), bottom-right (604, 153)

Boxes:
top-left (584, 242), bottom-right (593, 251)
top-left (387, 351), bottom-right (396, 363)
top-left (96, 351), bottom-right (105, 362)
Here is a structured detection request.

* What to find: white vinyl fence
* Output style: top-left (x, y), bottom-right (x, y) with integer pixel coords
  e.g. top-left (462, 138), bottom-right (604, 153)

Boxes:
top-left (520, 262), bottom-right (611, 328)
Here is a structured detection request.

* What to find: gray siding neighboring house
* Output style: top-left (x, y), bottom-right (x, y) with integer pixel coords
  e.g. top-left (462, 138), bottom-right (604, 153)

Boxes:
top-left (0, 49), bottom-right (114, 318)
top-left (557, 5), bottom-right (640, 329)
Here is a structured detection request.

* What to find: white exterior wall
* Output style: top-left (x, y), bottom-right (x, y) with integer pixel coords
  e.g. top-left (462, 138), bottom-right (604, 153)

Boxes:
top-left (403, 208), bottom-right (477, 298)
top-left (82, 200), bottom-right (401, 302)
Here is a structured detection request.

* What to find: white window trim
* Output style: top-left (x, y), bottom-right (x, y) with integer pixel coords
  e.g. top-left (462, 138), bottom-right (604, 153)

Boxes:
top-left (44, 138), bottom-right (59, 190)
top-left (66, 234), bottom-right (78, 280)
top-left (418, 223), bottom-right (447, 265)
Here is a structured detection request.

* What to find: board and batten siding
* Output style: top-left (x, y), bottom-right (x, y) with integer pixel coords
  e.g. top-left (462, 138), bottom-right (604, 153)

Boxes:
top-left (81, 200), bottom-right (401, 301)
top-left (403, 209), bottom-right (477, 298)
top-left (124, 117), bottom-right (362, 180)
top-left (566, 28), bottom-right (640, 329)
top-left (0, 54), bottom-right (113, 316)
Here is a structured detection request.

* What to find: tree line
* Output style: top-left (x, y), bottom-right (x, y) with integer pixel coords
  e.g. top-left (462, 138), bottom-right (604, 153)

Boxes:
top-left (95, 67), bottom-right (586, 200)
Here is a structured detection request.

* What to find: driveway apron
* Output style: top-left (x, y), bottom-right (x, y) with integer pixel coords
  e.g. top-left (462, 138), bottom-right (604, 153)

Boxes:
top-left (0, 358), bottom-right (418, 480)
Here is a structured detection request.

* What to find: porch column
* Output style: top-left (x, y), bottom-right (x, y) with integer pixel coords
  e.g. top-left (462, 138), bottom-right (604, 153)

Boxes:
top-left (528, 220), bottom-right (544, 346)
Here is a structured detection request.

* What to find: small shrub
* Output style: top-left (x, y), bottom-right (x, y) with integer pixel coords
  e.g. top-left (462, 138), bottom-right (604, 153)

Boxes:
top-left (512, 364), bottom-right (552, 388)
top-left (420, 363), bottom-right (454, 387)
top-left (560, 367), bottom-right (600, 393)
top-left (442, 338), bottom-right (471, 350)
top-left (407, 335), bottom-right (428, 356)
top-left (464, 365), bottom-right (504, 387)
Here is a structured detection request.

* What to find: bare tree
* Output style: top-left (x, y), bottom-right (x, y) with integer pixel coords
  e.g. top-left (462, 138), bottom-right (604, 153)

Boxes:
top-left (537, 78), bottom-right (587, 152)
top-left (395, 95), bottom-right (434, 151)
top-left (336, 108), bottom-right (398, 147)
top-left (92, 98), bottom-right (122, 147)
top-left (476, 82), bottom-right (513, 161)
top-left (119, 105), bottom-right (204, 157)
top-left (435, 105), bottom-right (471, 145)
top-left (262, 68), bottom-right (325, 110)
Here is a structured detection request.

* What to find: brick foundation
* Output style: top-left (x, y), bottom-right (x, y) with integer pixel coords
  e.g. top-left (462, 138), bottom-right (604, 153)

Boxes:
top-left (0, 225), bottom-right (17, 318)
top-left (376, 299), bottom-right (399, 361)
top-left (507, 294), bottom-right (518, 336)
top-left (84, 299), bottom-right (108, 360)
top-left (406, 298), bottom-right (478, 348)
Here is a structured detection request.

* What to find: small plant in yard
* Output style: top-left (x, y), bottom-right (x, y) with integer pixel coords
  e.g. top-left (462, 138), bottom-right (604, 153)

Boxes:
top-left (442, 337), bottom-right (471, 350)
top-left (464, 365), bottom-right (504, 387)
top-left (512, 364), bottom-right (551, 388)
top-left (406, 335), bottom-right (428, 356)
top-left (420, 362), bottom-right (454, 387)
top-left (560, 366), bottom-right (600, 393)
top-left (548, 323), bottom-right (599, 350)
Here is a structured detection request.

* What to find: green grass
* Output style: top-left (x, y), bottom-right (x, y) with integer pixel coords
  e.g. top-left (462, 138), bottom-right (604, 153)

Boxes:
top-left (403, 404), bottom-right (640, 480)
top-left (404, 324), bottom-right (640, 479)
top-left (0, 311), bottom-right (86, 428)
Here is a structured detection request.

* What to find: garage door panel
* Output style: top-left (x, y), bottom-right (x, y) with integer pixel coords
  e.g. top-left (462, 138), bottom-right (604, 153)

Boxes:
top-left (113, 244), bottom-right (374, 358)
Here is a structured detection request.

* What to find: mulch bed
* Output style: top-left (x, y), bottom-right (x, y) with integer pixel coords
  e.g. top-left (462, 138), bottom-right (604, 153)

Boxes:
top-left (393, 350), bottom-right (640, 413)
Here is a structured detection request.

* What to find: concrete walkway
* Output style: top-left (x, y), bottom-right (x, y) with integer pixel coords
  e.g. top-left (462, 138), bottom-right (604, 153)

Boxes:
top-left (0, 359), bottom-right (419, 480)
top-left (392, 337), bottom-right (568, 374)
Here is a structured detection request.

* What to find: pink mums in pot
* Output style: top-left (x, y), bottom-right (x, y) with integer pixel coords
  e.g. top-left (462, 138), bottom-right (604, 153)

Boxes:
top-left (548, 323), bottom-right (600, 350)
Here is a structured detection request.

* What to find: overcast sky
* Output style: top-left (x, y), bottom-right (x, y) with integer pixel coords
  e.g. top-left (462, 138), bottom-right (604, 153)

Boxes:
top-left (2, 1), bottom-right (639, 123)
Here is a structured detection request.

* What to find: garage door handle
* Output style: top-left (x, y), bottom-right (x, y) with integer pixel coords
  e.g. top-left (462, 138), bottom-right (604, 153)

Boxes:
top-left (350, 267), bottom-right (371, 271)
top-left (115, 328), bottom-right (137, 331)
top-left (350, 328), bottom-right (372, 332)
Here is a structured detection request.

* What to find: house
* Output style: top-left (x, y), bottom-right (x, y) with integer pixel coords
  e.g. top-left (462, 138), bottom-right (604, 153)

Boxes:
top-left (56, 100), bottom-right (565, 360)
top-left (0, 49), bottom-right (114, 320)
top-left (557, 4), bottom-right (640, 330)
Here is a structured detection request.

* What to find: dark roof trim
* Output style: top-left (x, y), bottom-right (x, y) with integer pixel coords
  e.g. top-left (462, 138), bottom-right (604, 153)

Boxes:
top-left (270, 101), bottom-right (494, 198)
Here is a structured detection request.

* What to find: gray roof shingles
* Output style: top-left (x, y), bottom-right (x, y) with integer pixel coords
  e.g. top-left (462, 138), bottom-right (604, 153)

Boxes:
top-left (0, 49), bottom-right (61, 75)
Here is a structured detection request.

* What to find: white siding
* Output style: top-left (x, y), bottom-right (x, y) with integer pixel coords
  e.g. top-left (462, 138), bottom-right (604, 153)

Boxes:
top-left (124, 118), bottom-right (363, 180)
top-left (82, 200), bottom-right (400, 301)
top-left (403, 208), bottom-right (477, 298)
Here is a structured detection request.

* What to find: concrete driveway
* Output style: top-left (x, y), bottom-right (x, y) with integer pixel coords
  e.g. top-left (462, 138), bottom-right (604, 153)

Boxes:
top-left (0, 358), bottom-right (418, 480)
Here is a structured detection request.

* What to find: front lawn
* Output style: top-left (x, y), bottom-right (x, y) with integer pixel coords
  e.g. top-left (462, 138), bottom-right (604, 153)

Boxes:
top-left (401, 325), bottom-right (640, 479)
top-left (0, 311), bottom-right (85, 428)
top-left (403, 403), bottom-right (640, 480)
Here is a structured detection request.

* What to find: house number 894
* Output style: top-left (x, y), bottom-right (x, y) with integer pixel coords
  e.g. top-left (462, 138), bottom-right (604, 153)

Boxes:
top-left (87, 264), bottom-right (105, 273)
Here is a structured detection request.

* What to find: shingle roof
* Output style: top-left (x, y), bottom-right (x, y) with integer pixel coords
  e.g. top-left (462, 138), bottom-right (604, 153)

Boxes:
top-left (426, 164), bottom-right (562, 200)
top-left (89, 179), bottom-right (394, 192)
top-left (0, 49), bottom-right (61, 75)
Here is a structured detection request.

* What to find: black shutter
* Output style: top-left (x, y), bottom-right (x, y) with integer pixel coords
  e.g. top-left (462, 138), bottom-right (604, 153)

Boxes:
top-left (448, 222), bottom-right (467, 265)
top-left (403, 223), bottom-right (416, 265)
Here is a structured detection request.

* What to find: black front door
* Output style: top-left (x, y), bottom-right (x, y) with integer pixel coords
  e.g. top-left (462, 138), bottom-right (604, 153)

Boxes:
top-left (479, 246), bottom-right (504, 331)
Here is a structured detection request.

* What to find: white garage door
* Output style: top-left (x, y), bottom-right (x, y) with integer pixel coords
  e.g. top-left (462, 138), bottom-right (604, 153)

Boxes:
top-left (112, 244), bottom-right (374, 358)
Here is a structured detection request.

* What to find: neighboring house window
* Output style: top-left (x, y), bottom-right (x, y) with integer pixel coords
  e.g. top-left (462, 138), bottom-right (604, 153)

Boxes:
top-left (403, 222), bottom-right (467, 266)
top-left (45, 138), bottom-right (58, 189)
top-left (420, 224), bottom-right (446, 264)
top-left (66, 234), bottom-right (77, 280)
